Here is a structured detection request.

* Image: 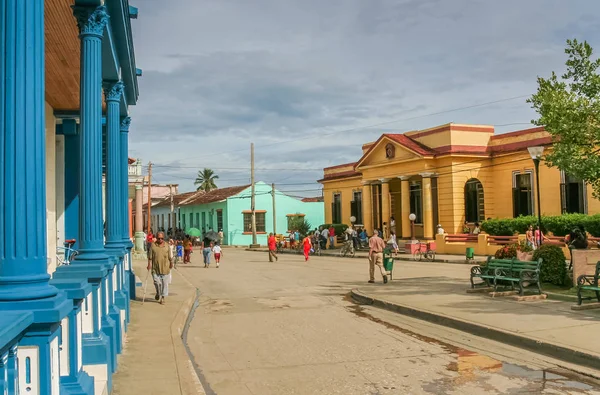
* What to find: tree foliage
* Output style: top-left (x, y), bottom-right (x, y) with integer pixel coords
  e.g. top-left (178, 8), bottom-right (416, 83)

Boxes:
top-left (528, 39), bottom-right (600, 198)
top-left (194, 168), bottom-right (219, 192)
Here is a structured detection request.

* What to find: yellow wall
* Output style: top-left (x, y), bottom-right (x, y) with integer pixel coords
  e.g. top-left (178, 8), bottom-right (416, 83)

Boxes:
top-left (322, 177), bottom-right (361, 226)
top-left (321, 125), bottom-right (600, 241)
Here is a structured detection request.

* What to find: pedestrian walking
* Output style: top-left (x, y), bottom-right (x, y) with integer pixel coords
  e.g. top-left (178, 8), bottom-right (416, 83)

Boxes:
top-left (268, 233), bottom-right (278, 262)
top-left (146, 231), bottom-right (154, 255)
top-left (201, 233), bottom-right (213, 268)
top-left (183, 235), bottom-right (192, 263)
top-left (321, 227), bottom-right (330, 249)
top-left (147, 231), bottom-right (173, 305)
top-left (328, 225), bottom-right (335, 249)
top-left (302, 235), bottom-right (312, 262)
top-left (368, 230), bottom-right (389, 284)
top-left (212, 242), bottom-right (222, 268)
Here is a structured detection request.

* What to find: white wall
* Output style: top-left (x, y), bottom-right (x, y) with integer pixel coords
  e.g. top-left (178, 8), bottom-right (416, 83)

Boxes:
top-left (46, 102), bottom-right (57, 274)
top-left (55, 135), bottom-right (65, 250)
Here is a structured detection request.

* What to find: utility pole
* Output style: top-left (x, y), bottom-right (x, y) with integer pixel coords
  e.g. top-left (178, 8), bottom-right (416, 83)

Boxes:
top-left (272, 183), bottom-right (277, 235)
top-left (146, 161), bottom-right (152, 234)
top-left (250, 143), bottom-right (258, 246)
top-left (169, 184), bottom-right (175, 236)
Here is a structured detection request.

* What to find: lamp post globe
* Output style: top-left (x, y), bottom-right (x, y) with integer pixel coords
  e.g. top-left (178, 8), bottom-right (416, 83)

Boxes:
top-left (409, 213), bottom-right (417, 240)
top-left (527, 146), bottom-right (545, 245)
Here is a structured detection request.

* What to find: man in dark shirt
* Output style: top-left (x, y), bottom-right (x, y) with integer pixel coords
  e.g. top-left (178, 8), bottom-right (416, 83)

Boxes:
top-left (201, 234), bottom-right (213, 268)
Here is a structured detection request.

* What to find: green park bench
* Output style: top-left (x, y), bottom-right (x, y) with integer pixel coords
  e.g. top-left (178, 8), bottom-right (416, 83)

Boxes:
top-left (576, 261), bottom-right (600, 306)
top-left (471, 257), bottom-right (543, 296)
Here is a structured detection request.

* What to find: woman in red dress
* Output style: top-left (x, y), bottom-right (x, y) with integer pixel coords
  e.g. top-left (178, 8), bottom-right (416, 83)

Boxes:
top-left (302, 235), bottom-right (312, 262)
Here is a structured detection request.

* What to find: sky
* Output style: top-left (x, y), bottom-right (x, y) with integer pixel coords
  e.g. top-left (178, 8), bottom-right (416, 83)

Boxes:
top-left (127, 0), bottom-right (600, 197)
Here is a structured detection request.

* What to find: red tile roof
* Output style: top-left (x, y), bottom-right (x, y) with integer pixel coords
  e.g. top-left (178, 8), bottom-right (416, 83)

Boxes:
top-left (317, 170), bottom-right (362, 183)
top-left (301, 196), bottom-right (324, 202)
top-left (153, 191), bottom-right (201, 208)
top-left (384, 134), bottom-right (435, 156)
top-left (182, 185), bottom-right (251, 206)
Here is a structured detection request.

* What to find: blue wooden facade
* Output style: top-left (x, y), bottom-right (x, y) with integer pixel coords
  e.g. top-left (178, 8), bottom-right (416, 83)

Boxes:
top-left (0, 0), bottom-right (140, 394)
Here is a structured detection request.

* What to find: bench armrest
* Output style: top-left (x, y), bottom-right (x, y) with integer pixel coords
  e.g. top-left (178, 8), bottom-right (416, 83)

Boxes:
top-left (471, 266), bottom-right (484, 275)
top-left (518, 269), bottom-right (539, 280)
top-left (494, 267), bottom-right (511, 277)
top-left (577, 274), bottom-right (599, 287)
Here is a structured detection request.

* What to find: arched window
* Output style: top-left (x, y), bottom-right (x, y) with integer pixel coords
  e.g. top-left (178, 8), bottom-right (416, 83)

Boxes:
top-left (465, 179), bottom-right (484, 223)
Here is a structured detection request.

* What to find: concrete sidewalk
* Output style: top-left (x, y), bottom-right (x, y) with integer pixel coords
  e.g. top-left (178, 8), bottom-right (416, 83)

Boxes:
top-left (111, 259), bottom-right (204, 395)
top-left (351, 277), bottom-right (600, 371)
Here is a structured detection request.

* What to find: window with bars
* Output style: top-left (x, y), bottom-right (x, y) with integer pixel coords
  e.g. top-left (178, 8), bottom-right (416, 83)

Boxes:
top-left (217, 210), bottom-right (223, 231)
top-left (350, 191), bottom-right (363, 225)
top-left (243, 212), bottom-right (266, 232)
top-left (464, 178), bottom-right (485, 223)
top-left (332, 193), bottom-right (342, 224)
top-left (513, 171), bottom-right (533, 217)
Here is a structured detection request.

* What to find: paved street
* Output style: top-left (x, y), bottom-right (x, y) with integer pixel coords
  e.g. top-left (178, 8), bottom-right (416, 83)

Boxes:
top-left (176, 248), bottom-right (600, 395)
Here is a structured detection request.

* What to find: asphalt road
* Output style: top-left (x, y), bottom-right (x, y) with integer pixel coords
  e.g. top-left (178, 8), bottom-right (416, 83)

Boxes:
top-left (178, 248), bottom-right (600, 395)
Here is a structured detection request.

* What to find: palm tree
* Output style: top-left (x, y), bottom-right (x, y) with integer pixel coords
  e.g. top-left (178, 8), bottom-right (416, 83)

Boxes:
top-left (194, 168), bottom-right (219, 192)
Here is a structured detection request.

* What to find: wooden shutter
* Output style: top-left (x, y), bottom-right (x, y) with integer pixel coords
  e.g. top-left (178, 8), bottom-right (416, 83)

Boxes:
top-left (512, 188), bottom-right (520, 218)
top-left (560, 183), bottom-right (567, 213)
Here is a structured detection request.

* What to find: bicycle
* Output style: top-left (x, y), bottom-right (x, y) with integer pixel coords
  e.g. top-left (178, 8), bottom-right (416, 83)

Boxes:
top-left (412, 241), bottom-right (436, 262)
top-left (56, 239), bottom-right (78, 266)
top-left (339, 240), bottom-right (355, 258)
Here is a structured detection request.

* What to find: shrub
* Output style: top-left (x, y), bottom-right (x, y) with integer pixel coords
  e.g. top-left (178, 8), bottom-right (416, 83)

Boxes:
top-left (319, 224), bottom-right (349, 236)
top-left (532, 244), bottom-right (567, 286)
top-left (482, 213), bottom-right (600, 237)
top-left (289, 217), bottom-right (312, 238)
top-left (493, 240), bottom-right (533, 259)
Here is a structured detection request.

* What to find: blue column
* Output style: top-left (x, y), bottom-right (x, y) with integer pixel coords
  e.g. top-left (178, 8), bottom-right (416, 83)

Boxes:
top-left (120, 118), bottom-right (136, 304)
top-left (120, 117), bottom-right (133, 249)
top-left (103, 82), bottom-right (126, 351)
top-left (72, 6), bottom-right (110, 264)
top-left (0, 0), bottom-right (58, 301)
top-left (0, 0), bottom-right (71, 393)
top-left (104, 81), bottom-right (124, 253)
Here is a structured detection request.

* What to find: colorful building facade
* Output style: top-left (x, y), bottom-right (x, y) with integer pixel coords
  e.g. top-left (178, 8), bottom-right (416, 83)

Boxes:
top-left (319, 123), bottom-right (600, 239)
top-left (0, 1), bottom-right (141, 394)
top-left (179, 182), bottom-right (325, 246)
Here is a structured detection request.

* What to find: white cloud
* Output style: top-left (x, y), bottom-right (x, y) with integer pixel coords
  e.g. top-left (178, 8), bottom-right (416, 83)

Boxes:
top-left (128, 0), bottom-right (600, 193)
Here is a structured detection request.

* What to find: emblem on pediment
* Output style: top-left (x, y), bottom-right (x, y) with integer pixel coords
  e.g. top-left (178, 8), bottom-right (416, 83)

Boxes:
top-left (385, 143), bottom-right (395, 159)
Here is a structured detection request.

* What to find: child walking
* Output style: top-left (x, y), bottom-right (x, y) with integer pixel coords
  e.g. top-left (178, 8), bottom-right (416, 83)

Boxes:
top-left (212, 242), bottom-right (222, 268)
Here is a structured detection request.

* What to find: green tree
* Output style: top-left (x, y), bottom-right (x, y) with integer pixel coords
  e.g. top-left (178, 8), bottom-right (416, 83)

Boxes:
top-left (194, 168), bottom-right (219, 192)
top-left (528, 39), bottom-right (600, 198)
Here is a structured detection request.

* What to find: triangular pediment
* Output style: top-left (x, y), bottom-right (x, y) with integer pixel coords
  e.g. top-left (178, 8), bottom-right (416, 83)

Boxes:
top-left (355, 135), bottom-right (431, 169)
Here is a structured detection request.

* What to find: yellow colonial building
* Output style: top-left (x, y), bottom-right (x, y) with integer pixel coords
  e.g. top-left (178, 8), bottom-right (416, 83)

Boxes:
top-left (319, 123), bottom-right (600, 239)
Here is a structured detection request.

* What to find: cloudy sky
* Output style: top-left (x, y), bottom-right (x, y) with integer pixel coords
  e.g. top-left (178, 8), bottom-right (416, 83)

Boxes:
top-left (127, 0), bottom-right (600, 196)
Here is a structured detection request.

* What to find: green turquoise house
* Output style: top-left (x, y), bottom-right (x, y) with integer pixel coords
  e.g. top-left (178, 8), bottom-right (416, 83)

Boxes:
top-left (179, 182), bottom-right (324, 246)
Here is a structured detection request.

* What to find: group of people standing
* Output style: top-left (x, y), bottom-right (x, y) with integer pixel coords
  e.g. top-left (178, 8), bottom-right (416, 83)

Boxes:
top-left (145, 230), bottom-right (224, 304)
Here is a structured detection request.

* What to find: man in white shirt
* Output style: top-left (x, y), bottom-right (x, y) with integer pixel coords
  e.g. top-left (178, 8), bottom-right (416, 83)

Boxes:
top-left (321, 227), bottom-right (330, 249)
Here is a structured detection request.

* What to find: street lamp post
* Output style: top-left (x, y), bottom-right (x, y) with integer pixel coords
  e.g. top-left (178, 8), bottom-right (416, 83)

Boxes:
top-left (409, 213), bottom-right (417, 241)
top-left (528, 146), bottom-right (545, 246)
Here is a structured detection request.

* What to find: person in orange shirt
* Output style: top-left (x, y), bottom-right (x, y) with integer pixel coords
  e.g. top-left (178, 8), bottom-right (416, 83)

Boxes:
top-left (368, 230), bottom-right (389, 284)
top-left (302, 235), bottom-right (312, 262)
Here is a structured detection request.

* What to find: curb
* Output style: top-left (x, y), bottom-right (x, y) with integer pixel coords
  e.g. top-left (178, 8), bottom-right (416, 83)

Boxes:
top-left (350, 288), bottom-right (600, 372)
top-left (170, 270), bottom-right (214, 395)
top-left (244, 248), bottom-right (480, 265)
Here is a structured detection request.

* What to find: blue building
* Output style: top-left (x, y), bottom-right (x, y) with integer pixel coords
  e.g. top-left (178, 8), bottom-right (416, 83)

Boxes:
top-left (0, 1), bottom-right (141, 394)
